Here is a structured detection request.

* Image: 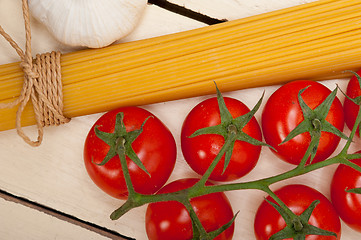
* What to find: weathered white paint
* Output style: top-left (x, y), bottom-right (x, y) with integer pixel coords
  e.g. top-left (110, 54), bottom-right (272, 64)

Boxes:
top-left (1, 0), bottom-right (361, 239)
top-left (0, 197), bottom-right (111, 240)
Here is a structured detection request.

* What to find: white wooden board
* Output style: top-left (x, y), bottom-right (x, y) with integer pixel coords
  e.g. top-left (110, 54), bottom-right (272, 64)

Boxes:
top-left (1, 0), bottom-right (361, 239)
top-left (0, 197), bottom-right (111, 240)
top-left (168, 0), bottom-right (317, 20)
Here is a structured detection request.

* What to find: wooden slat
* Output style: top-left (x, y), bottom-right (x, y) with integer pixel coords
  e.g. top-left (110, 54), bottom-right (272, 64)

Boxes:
top-left (169, 0), bottom-right (318, 20)
top-left (1, 1), bottom-right (361, 240)
top-left (0, 195), bottom-right (114, 240)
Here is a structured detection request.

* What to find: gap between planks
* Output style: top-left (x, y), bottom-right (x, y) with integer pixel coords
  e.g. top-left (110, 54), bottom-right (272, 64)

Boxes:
top-left (0, 189), bottom-right (133, 240)
top-left (148, 0), bottom-right (228, 24)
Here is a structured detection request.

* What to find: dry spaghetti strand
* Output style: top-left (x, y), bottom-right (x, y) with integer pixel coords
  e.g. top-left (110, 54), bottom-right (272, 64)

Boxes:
top-left (1, 0), bottom-right (361, 134)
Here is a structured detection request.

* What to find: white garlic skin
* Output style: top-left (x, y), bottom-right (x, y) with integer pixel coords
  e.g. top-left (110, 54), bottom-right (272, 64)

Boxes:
top-left (29, 0), bottom-right (147, 48)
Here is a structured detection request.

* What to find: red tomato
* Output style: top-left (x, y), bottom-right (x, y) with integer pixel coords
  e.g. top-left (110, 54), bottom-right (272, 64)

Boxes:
top-left (145, 178), bottom-right (234, 240)
top-left (83, 107), bottom-right (176, 199)
top-left (331, 151), bottom-right (361, 233)
top-left (262, 80), bottom-right (344, 165)
top-left (344, 70), bottom-right (361, 136)
top-left (254, 184), bottom-right (341, 240)
top-left (181, 97), bottom-right (262, 181)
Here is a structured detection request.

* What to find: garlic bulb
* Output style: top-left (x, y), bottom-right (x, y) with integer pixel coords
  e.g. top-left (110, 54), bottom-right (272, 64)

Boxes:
top-left (29, 0), bottom-right (147, 48)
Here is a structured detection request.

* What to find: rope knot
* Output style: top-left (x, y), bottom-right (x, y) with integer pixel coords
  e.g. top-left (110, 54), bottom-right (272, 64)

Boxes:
top-left (20, 61), bottom-right (39, 79)
top-left (0, 0), bottom-right (70, 146)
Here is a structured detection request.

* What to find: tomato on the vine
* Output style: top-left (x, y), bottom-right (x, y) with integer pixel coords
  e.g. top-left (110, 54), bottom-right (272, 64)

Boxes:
top-left (145, 178), bottom-right (234, 240)
top-left (262, 80), bottom-right (344, 165)
top-left (254, 184), bottom-right (341, 240)
top-left (181, 96), bottom-right (263, 181)
top-left (331, 151), bottom-right (361, 233)
top-left (83, 107), bottom-right (177, 199)
top-left (343, 70), bottom-right (361, 136)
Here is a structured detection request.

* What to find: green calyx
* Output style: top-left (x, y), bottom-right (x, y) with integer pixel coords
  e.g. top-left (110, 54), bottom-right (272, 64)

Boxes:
top-left (267, 199), bottom-right (337, 240)
top-left (199, 211), bottom-right (239, 240)
top-left (346, 187), bottom-right (361, 194)
top-left (280, 86), bottom-right (348, 164)
top-left (189, 199), bottom-right (239, 240)
top-left (93, 112), bottom-right (151, 176)
top-left (189, 82), bottom-right (271, 174)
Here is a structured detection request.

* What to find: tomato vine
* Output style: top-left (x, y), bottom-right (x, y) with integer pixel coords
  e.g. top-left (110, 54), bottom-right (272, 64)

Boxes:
top-left (91, 76), bottom-right (361, 239)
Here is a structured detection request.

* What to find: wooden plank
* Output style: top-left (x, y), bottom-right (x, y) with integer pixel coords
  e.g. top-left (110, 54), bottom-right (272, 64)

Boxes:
top-left (167, 0), bottom-right (318, 20)
top-left (1, 0), bottom-right (361, 239)
top-left (0, 189), bottom-right (129, 239)
top-left (0, 195), bottom-right (113, 240)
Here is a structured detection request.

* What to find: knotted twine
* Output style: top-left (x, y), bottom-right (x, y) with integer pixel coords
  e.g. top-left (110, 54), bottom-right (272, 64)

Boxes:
top-left (0, 0), bottom-right (70, 147)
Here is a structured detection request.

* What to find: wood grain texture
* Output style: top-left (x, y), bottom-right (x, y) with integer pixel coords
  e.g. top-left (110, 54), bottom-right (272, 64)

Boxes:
top-left (0, 197), bottom-right (112, 240)
top-left (168, 0), bottom-right (317, 20)
top-left (1, 0), bottom-right (361, 239)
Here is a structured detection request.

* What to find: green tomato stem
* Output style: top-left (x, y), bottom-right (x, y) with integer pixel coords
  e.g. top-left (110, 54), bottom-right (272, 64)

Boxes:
top-left (116, 140), bottom-right (136, 196)
top-left (341, 98), bottom-right (361, 154)
top-left (182, 200), bottom-right (209, 239)
top-left (106, 82), bottom-right (361, 239)
top-left (192, 131), bottom-right (237, 192)
top-left (111, 105), bottom-right (361, 238)
top-left (199, 154), bottom-right (341, 196)
top-left (262, 186), bottom-right (295, 218)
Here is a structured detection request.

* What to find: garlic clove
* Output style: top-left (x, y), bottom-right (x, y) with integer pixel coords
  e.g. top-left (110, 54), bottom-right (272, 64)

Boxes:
top-left (29, 0), bottom-right (147, 48)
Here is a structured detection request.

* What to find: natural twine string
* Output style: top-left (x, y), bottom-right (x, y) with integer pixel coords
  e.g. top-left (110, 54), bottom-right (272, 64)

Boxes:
top-left (0, 0), bottom-right (70, 147)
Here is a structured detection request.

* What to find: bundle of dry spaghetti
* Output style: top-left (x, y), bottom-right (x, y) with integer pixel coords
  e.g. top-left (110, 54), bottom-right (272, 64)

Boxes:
top-left (1, 0), bottom-right (361, 132)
